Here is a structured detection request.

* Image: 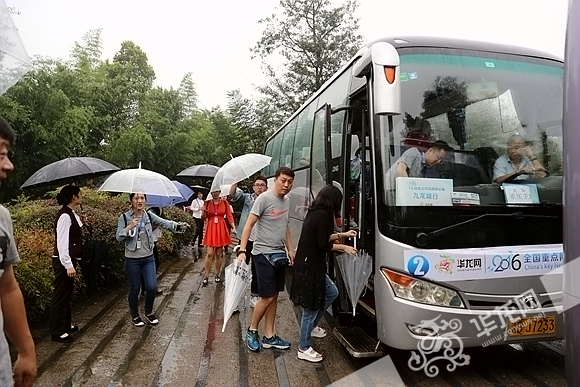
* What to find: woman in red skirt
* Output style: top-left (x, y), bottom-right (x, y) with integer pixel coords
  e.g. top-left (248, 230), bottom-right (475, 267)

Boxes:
top-left (201, 190), bottom-right (234, 285)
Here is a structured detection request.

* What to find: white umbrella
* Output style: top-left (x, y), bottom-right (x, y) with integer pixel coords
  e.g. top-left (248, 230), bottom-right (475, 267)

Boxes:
top-left (210, 154), bottom-right (271, 193)
top-left (336, 250), bottom-right (373, 316)
top-left (98, 165), bottom-right (180, 197)
top-left (222, 260), bottom-right (252, 332)
top-left (0, 0), bottom-right (33, 95)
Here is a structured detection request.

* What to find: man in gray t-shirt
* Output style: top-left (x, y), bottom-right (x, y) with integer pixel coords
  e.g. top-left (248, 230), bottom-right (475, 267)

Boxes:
top-left (385, 141), bottom-right (450, 189)
top-left (237, 167), bottom-right (295, 352)
top-left (0, 116), bottom-right (37, 387)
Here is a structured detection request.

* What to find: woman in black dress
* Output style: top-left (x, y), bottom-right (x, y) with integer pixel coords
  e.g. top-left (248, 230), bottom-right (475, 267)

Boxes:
top-left (290, 185), bottom-right (357, 362)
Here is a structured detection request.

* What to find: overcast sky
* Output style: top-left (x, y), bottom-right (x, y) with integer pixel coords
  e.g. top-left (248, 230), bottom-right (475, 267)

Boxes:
top-left (7, 0), bottom-right (570, 109)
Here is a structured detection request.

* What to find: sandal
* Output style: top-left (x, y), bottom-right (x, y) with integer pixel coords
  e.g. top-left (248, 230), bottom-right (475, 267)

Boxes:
top-left (202, 277), bottom-right (208, 286)
top-left (311, 326), bottom-right (327, 338)
top-left (298, 347), bottom-right (323, 362)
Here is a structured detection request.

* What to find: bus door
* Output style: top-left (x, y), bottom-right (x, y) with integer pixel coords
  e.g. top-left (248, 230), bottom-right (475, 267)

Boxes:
top-left (310, 104), bottom-right (333, 191)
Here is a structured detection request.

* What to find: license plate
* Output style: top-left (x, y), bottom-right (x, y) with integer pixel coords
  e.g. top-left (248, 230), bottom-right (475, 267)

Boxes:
top-left (507, 316), bottom-right (556, 337)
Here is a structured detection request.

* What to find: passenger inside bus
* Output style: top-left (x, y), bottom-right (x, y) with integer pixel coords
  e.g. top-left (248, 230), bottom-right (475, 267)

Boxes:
top-left (401, 113), bottom-right (434, 152)
top-left (385, 140), bottom-right (451, 189)
top-left (492, 134), bottom-right (547, 184)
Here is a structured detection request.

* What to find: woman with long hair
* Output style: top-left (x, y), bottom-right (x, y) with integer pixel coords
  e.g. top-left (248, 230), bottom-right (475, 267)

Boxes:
top-left (290, 185), bottom-right (357, 362)
top-left (116, 192), bottom-right (188, 327)
top-left (201, 190), bottom-right (234, 285)
top-left (50, 185), bottom-right (85, 343)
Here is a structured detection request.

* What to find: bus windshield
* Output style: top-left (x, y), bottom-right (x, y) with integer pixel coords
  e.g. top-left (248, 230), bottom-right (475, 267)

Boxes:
top-left (379, 48), bottom-right (563, 209)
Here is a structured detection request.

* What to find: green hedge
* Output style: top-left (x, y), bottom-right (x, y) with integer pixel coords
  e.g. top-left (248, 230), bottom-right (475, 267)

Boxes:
top-left (9, 187), bottom-right (193, 323)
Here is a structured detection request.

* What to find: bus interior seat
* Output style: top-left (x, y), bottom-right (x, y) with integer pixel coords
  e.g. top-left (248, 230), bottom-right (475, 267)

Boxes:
top-left (472, 147), bottom-right (499, 183)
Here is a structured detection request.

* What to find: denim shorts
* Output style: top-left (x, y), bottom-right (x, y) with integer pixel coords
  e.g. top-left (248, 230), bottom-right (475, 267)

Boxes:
top-left (255, 253), bottom-right (286, 297)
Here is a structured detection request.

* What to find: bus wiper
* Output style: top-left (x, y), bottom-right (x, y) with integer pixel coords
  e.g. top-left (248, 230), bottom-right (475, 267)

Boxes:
top-left (489, 201), bottom-right (563, 208)
top-left (415, 212), bottom-right (558, 247)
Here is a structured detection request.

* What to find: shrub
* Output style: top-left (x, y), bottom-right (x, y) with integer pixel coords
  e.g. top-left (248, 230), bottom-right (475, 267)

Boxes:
top-left (9, 187), bottom-right (194, 324)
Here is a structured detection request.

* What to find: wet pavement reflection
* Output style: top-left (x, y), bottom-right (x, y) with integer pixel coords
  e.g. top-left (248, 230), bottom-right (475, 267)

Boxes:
top-left (31, 245), bottom-right (566, 387)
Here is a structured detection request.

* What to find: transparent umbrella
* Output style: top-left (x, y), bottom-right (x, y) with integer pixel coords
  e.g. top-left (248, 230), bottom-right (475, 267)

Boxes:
top-left (0, 0), bottom-right (33, 95)
top-left (210, 154), bottom-right (271, 193)
top-left (336, 250), bottom-right (373, 316)
top-left (222, 260), bottom-right (252, 332)
top-left (98, 164), bottom-right (180, 197)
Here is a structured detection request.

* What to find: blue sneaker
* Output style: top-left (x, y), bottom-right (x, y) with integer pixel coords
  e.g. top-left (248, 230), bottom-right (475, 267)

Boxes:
top-left (246, 328), bottom-right (260, 352)
top-left (262, 334), bottom-right (291, 349)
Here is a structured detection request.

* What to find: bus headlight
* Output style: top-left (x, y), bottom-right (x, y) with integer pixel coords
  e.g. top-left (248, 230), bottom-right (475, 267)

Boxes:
top-left (381, 267), bottom-right (465, 308)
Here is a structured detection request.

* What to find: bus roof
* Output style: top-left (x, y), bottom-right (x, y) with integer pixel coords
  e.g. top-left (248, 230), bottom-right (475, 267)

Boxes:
top-left (373, 36), bottom-right (563, 62)
top-left (266, 36), bottom-right (563, 144)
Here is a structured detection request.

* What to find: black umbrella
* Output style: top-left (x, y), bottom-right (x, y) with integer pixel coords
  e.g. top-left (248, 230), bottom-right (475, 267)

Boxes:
top-left (20, 157), bottom-right (120, 189)
top-left (176, 164), bottom-right (220, 179)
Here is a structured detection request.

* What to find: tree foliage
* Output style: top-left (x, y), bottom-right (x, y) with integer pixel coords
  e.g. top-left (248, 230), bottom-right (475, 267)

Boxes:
top-left (179, 72), bottom-right (198, 117)
top-left (252, 0), bottom-right (364, 117)
top-left (0, 0), bottom-right (364, 202)
top-left (0, 29), bottom-right (266, 201)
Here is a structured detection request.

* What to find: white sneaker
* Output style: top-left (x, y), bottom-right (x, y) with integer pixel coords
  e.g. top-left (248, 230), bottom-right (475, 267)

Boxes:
top-left (311, 326), bottom-right (327, 338)
top-left (298, 347), bottom-right (323, 362)
top-left (250, 296), bottom-right (259, 308)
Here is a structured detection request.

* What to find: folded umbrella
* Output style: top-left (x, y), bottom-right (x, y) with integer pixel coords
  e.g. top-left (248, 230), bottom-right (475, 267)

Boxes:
top-left (336, 250), bottom-right (373, 316)
top-left (222, 260), bottom-right (252, 332)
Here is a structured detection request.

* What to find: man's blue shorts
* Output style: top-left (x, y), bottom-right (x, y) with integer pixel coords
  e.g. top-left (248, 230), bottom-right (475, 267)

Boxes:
top-left (255, 253), bottom-right (285, 297)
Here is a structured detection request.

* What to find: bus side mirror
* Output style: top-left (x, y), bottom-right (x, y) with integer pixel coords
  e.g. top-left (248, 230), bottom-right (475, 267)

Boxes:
top-left (354, 42), bottom-right (402, 116)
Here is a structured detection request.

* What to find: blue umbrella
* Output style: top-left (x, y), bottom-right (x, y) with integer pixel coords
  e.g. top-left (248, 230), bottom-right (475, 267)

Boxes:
top-left (146, 180), bottom-right (194, 207)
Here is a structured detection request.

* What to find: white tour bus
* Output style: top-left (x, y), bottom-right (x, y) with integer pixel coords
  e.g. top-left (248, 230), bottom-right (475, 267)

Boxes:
top-left (263, 36), bottom-right (563, 356)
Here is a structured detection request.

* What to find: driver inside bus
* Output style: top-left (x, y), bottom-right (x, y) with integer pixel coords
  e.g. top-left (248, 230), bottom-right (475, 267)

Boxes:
top-left (385, 140), bottom-right (450, 189)
top-left (493, 135), bottom-right (546, 184)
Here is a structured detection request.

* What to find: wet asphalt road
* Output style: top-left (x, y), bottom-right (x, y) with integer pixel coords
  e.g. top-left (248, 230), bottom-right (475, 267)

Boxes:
top-left (31, 247), bottom-right (567, 387)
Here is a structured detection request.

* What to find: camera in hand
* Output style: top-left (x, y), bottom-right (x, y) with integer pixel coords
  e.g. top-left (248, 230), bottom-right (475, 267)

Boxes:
top-left (175, 223), bottom-right (186, 233)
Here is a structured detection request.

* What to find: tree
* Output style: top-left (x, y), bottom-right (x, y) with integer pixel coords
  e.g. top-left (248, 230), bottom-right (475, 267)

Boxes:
top-left (252, 0), bottom-right (364, 117)
top-left (70, 28), bottom-right (104, 70)
top-left (105, 41), bottom-right (156, 130)
top-left (226, 89), bottom-right (276, 153)
top-left (178, 72), bottom-right (198, 117)
top-left (105, 125), bottom-right (155, 169)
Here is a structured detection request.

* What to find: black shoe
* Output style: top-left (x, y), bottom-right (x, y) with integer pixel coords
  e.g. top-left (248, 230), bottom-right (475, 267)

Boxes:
top-left (156, 288), bottom-right (163, 295)
top-left (132, 316), bottom-right (145, 327)
top-left (145, 313), bottom-right (159, 325)
top-left (202, 277), bottom-right (208, 286)
top-left (51, 333), bottom-right (73, 343)
top-left (67, 325), bottom-right (79, 334)
top-left (214, 275), bottom-right (221, 283)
